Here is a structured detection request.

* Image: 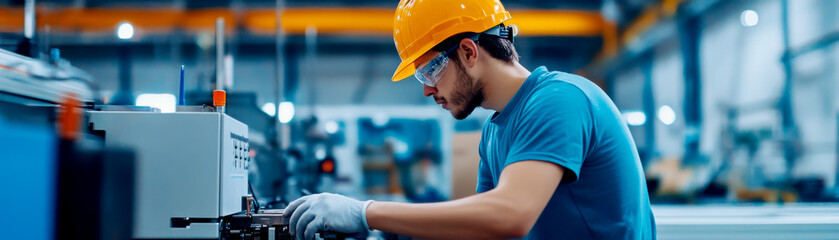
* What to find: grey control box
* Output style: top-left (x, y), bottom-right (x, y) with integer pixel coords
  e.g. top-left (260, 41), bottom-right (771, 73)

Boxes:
top-left (89, 111), bottom-right (249, 239)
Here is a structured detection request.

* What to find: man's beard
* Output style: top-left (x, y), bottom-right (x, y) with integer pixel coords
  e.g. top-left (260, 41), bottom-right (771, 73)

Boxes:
top-left (448, 59), bottom-right (484, 120)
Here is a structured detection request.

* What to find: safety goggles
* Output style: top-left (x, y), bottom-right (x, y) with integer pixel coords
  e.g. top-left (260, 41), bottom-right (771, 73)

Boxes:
top-left (413, 44), bottom-right (460, 87)
top-left (413, 25), bottom-right (516, 87)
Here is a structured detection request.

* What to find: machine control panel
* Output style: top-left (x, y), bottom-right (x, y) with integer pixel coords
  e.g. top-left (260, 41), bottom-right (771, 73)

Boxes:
top-left (231, 133), bottom-right (249, 170)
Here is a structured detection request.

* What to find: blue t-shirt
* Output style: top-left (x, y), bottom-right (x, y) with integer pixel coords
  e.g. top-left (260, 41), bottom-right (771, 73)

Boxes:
top-left (478, 67), bottom-right (656, 239)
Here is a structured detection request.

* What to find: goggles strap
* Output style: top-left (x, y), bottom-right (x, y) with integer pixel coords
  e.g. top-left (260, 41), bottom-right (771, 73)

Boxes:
top-left (482, 24), bottom-right (517, 44)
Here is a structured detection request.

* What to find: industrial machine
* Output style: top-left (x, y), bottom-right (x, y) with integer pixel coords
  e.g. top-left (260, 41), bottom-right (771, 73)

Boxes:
top-left (88, 106), bottom-right (251, 239)
top-left (88, 104), bottom-right (347, 240)
top-left (1, 34), bottom-right (134, 240)
top-left (219, 210), bottom-right (351, 240)
top-left (219, 208), bottom-right (292, 240)
top-left (213, 197), bottom-right (350, 240)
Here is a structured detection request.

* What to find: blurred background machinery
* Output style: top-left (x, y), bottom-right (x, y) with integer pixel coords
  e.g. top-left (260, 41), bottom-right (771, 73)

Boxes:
top-left (0, 42), bottom-right (135, 240)
top-left (2, 0), bottom-right (839, 239)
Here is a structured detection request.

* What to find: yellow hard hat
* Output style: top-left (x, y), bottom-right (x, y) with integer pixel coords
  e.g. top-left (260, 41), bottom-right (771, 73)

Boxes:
top-left (391, 0), bottom-right (512, 81)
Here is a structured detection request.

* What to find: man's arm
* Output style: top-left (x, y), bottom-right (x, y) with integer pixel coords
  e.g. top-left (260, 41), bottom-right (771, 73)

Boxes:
top-left (367, 160), bottom-right (563, 239)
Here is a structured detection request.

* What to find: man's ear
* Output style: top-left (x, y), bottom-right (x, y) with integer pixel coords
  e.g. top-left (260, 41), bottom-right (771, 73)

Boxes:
top-left (458, 37), bottom-right (479, 68)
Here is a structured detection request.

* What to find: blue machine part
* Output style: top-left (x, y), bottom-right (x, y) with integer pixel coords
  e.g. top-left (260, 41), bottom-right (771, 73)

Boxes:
top-left (0, 114), bottom-right (57, 240)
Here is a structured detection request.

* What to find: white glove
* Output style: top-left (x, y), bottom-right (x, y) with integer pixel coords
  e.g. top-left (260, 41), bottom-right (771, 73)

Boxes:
top-left (284, 193), bottom-right (373, 240)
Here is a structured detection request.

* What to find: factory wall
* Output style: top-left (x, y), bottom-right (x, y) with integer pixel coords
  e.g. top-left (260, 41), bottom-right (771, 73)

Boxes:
top-left (787, 0), bottom-right (839, 190)
top-left (291, 52), bottom-right (426, 106)
top-left (612, 64), bottom-right (646, 148)
top-left (611, 0), bottom-right (838, 193)
top-left (700, 0), bottom-right (837, 188)
top-left (699, 0), bottom-right (789, 189)
top-left (652, 40), bottom-right (685, 159)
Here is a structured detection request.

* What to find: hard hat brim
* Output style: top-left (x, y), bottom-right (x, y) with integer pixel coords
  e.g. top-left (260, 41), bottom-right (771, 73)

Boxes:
top-left (391, 58), bottom-right (417, 82)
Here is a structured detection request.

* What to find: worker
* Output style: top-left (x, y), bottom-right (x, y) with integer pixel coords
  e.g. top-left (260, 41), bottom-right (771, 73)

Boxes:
top-left (285, 0), bottom-right (656, 239)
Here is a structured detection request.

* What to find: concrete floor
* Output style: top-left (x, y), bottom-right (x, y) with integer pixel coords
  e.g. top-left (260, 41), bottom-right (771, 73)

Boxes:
top-left (654, 203), bottom-right (839, 240)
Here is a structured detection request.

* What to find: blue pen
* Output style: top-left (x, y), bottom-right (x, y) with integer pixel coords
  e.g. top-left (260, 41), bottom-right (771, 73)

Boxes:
top-left (179, 65), bottom-right (185, 106)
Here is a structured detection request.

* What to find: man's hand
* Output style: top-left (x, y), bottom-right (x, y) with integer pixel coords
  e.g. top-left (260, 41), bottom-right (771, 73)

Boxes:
top-left (284, 193), bottom-right (373, 240)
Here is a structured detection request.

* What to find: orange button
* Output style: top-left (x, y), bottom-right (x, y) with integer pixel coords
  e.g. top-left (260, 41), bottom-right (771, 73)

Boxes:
top-left (213, 90), bottom-right (226, 106)
top-left (321, 160), bottom-right (334, 173)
